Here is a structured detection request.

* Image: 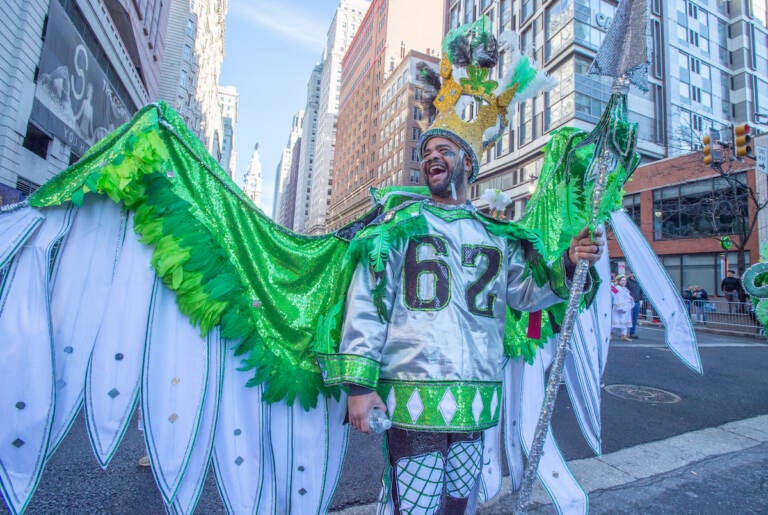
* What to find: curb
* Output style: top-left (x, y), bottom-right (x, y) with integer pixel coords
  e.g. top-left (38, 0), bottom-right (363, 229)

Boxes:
top-left (329, 414), bottom-right (768, 514)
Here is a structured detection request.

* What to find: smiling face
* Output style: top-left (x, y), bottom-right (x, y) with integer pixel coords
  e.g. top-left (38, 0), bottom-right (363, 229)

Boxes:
top-left (420, 136), bottom-right (472, 204)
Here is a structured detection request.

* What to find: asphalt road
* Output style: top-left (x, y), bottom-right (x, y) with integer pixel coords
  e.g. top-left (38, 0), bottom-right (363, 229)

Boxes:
top-left (6, 326), bottom-right (767, 513)
top-left (331, 326), bottom-right (768, 510)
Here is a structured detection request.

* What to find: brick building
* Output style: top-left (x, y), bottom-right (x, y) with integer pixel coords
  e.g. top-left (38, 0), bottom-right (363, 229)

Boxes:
top-left (610, 152), bottom-right (760, 296)
top-left (326, 0), bottom-right (443, 229)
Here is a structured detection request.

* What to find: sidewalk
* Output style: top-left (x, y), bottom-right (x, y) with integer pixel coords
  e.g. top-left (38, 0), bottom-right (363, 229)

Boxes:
top-left (480, 414), bottom-right (768, 514)
top-left (331, 414), bottom-right (768, 514)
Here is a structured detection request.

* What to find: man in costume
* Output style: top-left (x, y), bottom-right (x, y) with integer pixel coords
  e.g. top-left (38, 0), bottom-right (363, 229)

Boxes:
top-left (320, 50), bottom-right (605, 509)
top-left (1, 4), bottom-right (712, 513)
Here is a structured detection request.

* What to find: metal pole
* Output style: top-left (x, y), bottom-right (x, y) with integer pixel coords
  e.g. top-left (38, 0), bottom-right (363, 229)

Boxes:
top-left (513, 151), bottom-right (613, 514)
top-left (514, 74), bottom-right (630, 514)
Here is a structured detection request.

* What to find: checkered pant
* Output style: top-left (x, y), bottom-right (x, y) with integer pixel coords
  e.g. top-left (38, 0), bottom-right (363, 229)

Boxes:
top-left (381, 428), bottom-right (482, 514)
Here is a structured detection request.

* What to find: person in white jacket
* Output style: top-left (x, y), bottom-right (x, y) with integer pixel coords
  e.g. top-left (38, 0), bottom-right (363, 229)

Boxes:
top-left (611, 274), bottom-right (635, 341)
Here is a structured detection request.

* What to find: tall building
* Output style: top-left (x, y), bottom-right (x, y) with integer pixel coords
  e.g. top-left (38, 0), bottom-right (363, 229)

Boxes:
top-left (191, 0), bottom-right (228, 159)
top-left (327, 0), bottom-right (444, 229)
top-left (273, 110), bottom-right (304, 227)
top-left (158, 0), bottom-right (203, 134)
top-left (293, 63), bottom-right (324, 232)
top-left (285, 138), bottom-right (303, 230)
top-left (104, 0), bottom-right (171, 99)
top-left (307, 0), bottom-right (370, 235)
top-left (440, 0), bottom-right (768, 220)
top-left (374, 51), bottom-right (440, 188)
top-left (157, 0), bottom-right (231, 169)
top-left (0, 0), bottom-right (168, 205)
top-left (242, 143), bottom-right (263, 209)
top-left (219, 85), bottom-right (239, 177)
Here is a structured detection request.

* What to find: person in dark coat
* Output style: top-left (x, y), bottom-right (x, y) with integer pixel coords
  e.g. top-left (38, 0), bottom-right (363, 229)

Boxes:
top-left (626, 272), bottom-right (643, 338)
top-left (721, 270), bottom-right (742, 314)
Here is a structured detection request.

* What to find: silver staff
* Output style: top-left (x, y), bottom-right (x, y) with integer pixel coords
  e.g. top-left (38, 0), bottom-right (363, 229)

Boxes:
top-left (514, 0), bottom-right (648, 511)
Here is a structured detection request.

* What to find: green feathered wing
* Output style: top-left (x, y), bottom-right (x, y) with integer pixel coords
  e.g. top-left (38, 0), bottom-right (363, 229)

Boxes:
top-left (29, 101), bottom-right (362, 409)
top-left (26, 90), bottom-right (641, 403)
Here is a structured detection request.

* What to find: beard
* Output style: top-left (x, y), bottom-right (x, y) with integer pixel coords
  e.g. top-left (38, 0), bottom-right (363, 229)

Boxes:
top-left (426, 156), bottom-right (467, 201)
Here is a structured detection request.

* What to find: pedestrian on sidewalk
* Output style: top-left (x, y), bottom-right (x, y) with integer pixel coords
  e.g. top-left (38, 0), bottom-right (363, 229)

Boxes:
top-left (692, 285), bottom-right (709, 324)
top-left (721, 270), bottom-right (742, 314)
top-left (682, 285), bottom-right (694, 316)
top-left (611, 274), bottom-right (635, 341)
top-left (626, 272), bottom-right (643, 339)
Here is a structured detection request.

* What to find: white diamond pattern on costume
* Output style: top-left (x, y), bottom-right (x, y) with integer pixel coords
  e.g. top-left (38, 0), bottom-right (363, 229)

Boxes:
top-left (471, 389), bottom-right (483, 425)
top-left (438, 388), bottom-right (458, 426)
top-left (490, 389), bottom-right (499, 418)
top-left (387, 387), bottom-right (397, 418)
top-left (406, 388), bottom-right (424, 424)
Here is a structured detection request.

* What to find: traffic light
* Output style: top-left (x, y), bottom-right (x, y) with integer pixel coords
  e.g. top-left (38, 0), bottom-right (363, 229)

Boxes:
top-left (702, 128), bottom-right (722, 165)
top-left (702, 133), bottom-right (712, 165)
top-left (733, 123), bottom-right (754, 159)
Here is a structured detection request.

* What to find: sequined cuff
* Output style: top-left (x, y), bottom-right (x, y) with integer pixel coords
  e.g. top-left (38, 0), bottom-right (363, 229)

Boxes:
top-left (548, 255), bottom-right (572, 299)
top-left (316, 353), bottom-right (380, 389)
top-left (375, 380), bottom-right (502, 432)
top-left (583, 267), bottom-right (600, 306)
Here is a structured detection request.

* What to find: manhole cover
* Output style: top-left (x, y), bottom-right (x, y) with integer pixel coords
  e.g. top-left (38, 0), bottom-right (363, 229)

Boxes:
top-left (604, 384), bottom-right (681, 404)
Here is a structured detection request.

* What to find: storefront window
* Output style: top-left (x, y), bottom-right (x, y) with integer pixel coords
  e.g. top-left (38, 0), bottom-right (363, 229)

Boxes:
top-left (652, 173), bottom-right (748, 240)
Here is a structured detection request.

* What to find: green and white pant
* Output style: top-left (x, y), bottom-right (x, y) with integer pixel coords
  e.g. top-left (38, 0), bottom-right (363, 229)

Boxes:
top-left (378, 428), bottom-right (483, 514)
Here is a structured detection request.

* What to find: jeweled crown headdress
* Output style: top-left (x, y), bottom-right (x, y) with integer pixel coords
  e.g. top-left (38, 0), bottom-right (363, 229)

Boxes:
top-left (417, 16), bottom-right (554, 183)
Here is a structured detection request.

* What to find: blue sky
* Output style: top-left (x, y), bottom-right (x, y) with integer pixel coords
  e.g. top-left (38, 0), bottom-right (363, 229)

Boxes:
top-left (220, 0), bottom-right (343, 216)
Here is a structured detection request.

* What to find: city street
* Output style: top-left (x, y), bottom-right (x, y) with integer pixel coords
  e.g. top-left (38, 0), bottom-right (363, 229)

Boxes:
top-left (2, 1), bottom-right (767, 514)
top-left (9, 326), bottom-right (768, 513)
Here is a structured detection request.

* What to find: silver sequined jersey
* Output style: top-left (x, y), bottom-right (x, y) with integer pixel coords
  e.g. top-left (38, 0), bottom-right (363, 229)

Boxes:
top-left (340, 203), bottom-right (566, 385)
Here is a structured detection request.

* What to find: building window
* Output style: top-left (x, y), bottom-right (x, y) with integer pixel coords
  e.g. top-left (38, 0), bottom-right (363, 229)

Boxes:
top-left (22, 123), bottom-right (51, 159)
top-left (463, 0), bottom-right (475, 24)
top-left (413, 107), bottom-right (423, 121)
top-left (687, 2), bottom-right (698, 19)
top-left (575, 93), bottom-right (604, 120)
top-left (692, 114), bottom-right (703, 132)
top-left (449, 4), bottom-right (460, 29)
top-left (183, 44), bottom-right (192, 62)
top-left (649, 20), bottom-right (663, 78)
top-left (16, 176), bottom-right (41, 197)
top-left (412, 127), bottom-right (421, 140)
top-left (520, 0), bottom-right (533, 23)
top-left (185, 19), bottom-right (195, 37)
top-left (409, 168), bottom-right (420, 184)
top-left (500, 0), bottom-right (511, 30)
top-left (180, 69), bottom-right (188, 87)
top-left (689, 56), bottom-right (700, 74)
top-left (652, 174), bottom-right (748, 241)
top-left (688, 29), bottom-right (699, 47)
top-left (653, 85), bottom-right (665, 144)
top-left (545, 0), bottom-right (574, 61)
top-left (622, 193), bottom-right (641, 226)
top-left (691, 85), bottom-right (701, 103)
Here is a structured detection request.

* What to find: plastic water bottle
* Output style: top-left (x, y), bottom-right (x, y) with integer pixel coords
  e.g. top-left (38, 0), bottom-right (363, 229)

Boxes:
top-left (368, 408), bottom-right (392, 433)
